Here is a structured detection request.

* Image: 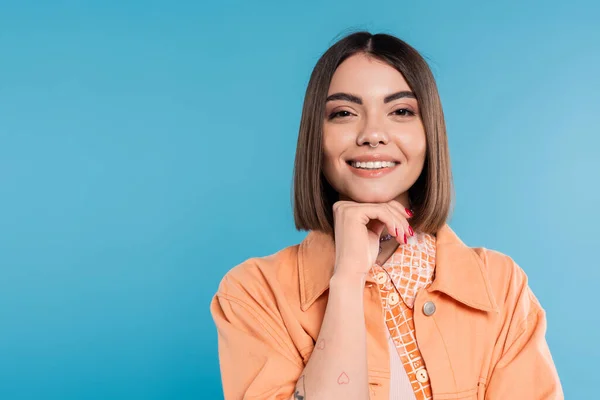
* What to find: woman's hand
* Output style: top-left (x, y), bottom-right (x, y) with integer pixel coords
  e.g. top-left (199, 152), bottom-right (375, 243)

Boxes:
top-left (331, 200), bottom-right (413, 282)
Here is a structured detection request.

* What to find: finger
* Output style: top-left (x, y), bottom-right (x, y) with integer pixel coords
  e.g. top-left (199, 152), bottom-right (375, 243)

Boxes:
top-left (388, 200), bottom-right (413, 219)
top-left (359, 204), bottom-right (398, 240)
top-left (332, 200), bottom-right (353, 214)
top-left (386, 202), bottom-right (413, 239)
top-left (384, 204), bottom-right (410, 244)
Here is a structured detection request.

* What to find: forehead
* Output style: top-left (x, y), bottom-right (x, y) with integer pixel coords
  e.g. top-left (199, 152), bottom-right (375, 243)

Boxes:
top-left (328, 53), bottom-right (411, 96)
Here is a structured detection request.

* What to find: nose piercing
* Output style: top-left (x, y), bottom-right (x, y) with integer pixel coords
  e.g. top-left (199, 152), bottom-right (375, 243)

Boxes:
top-left (369, 143), bottom-right (379, 148)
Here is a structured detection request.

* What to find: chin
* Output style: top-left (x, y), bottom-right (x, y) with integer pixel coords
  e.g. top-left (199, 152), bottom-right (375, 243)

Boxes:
top-left (345, 188), bottom-right (403, 204)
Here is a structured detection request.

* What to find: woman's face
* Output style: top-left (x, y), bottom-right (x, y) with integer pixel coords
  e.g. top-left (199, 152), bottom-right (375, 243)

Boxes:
top-left (322, 53), bottom-right (427, 205)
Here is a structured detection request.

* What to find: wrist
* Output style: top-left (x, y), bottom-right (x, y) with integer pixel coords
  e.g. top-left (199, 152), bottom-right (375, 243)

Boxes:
top-left (330, 271), bottom-right (368, 289)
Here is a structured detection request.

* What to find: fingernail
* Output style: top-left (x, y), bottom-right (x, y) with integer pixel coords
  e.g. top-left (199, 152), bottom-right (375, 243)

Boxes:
top-left (404, 234), bottom-right (407, 244)
top-left (405, 208), bottom-right (413, 217)
top-left (408, 226), bottom-right (414, 236)
top-left (395, 227), bottom-right (399, 237)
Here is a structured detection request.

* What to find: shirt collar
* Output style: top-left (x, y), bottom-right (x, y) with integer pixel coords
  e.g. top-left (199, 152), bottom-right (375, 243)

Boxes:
top-left (298, 224), bottom-right (498, 312)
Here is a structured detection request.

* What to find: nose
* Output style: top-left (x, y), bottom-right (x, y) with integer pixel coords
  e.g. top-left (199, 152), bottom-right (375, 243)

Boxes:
top-left (356, 120), bottom-right (389, 148)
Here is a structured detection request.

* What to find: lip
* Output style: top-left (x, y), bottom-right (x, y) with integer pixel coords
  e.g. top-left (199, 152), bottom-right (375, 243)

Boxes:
top-left (346, 153), bottom-right (400, 163)
top-left (347, 160), bottom-right (399, 179)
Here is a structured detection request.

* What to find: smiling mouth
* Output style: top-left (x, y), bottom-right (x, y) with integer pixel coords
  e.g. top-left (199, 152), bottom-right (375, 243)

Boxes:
top-left (347, 160), bottom-right (399, 170)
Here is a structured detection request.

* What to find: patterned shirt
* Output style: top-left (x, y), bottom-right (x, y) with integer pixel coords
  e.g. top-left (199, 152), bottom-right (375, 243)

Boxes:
top-left (369, 232), bottom-right (436, 400)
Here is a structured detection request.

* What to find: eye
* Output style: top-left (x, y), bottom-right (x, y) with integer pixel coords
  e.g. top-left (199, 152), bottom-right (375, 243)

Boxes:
top-left (392, 108), bottom-right (416, 117)
top-left (328, 110), bottom-right (353, 120)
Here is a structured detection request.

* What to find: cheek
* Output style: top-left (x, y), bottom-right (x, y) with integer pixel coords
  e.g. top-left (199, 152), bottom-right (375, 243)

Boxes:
top-left (321, 131), bottom-right (339, 182)
top-left (321, 137), bottom-right (336, 169)
top-left (322, 127), bottom-right (349, 165)
top-left (321, 141), bottom-right (344, 192)
top-left (401, 128), bottom-right (427, 160)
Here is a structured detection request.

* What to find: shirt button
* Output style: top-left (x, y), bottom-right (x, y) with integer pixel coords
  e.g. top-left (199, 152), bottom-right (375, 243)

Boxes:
top-left (375, 271), bottom-right (388, 284)
top-left (423, 301), bottom-right (436, 316)
top-left (387, 292), bottom-right (400, 306)
top-left (415, 368), bottom-right (429, 383)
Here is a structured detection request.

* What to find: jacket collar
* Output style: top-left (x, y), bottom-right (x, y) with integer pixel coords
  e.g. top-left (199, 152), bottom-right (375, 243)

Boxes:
top-left (298, 224), bottom-right (498, 312)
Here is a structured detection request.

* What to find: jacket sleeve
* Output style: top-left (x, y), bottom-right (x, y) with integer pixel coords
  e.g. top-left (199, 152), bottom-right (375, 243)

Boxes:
top-left (485, 263), bottom-right (563, 399)
top-left (210, 274), bottom-right (304, 400)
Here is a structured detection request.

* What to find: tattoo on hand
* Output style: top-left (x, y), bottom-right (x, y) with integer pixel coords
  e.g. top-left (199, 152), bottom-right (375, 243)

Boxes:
top-left (337, 372), bottom-right (350, 385)
top-left (316, 339), bottom-right (326, 350)
top-left (294, 375), bottom-right (306, 400)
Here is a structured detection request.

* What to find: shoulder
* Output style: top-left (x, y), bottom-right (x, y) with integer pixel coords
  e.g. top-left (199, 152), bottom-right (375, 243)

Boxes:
top-left (473, 247), bottom-right (543, 314)
top-left (215, 243), bottom-right (301, 303)
top-left (210, 244), bottom-right (308, 370)
top-left (474, 247), bottom-right (527, 287)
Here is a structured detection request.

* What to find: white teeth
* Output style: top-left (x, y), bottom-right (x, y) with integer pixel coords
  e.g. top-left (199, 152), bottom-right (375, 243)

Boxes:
top-left (351, 161), bottom-right (397, 169)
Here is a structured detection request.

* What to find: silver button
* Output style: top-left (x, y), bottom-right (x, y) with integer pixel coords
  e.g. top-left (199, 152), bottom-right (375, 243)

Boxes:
top-left (423, 301), bottom-right (436, 316)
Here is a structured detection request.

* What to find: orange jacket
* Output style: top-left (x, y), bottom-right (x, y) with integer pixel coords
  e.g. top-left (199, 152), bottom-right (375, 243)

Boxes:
top-left (210, 225), bottom-right (563, 399)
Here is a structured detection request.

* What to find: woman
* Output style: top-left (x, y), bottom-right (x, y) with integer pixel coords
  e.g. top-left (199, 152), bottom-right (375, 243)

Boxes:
top-left (210, 32), bottom-right (563, 400)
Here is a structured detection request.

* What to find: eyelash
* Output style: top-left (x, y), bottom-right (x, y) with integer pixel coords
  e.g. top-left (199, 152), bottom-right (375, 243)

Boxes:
top-left (328, 108), bottom-right (416, 120)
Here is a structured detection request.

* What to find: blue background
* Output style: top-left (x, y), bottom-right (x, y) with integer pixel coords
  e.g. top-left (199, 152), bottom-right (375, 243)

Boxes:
top-left (1, 0), bottom-right (598, 398)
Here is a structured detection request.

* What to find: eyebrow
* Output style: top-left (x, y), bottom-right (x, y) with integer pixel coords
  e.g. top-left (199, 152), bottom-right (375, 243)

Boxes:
top-left (325, 90), bottom-right (416, 105)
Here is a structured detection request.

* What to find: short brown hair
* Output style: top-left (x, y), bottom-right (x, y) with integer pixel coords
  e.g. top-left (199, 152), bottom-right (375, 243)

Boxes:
top-left (293, 31), bottom-right (453, 234)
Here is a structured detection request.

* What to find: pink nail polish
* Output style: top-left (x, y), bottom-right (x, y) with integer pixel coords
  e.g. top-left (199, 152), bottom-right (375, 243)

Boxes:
top-left (408, 226), bottom-right (414, 236)
top-left (404, 234), bottom-right (407, 244)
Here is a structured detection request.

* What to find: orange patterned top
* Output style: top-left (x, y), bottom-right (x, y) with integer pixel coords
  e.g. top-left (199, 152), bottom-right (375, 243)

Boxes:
top-left (369, 232), bottom-right (436, 400)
